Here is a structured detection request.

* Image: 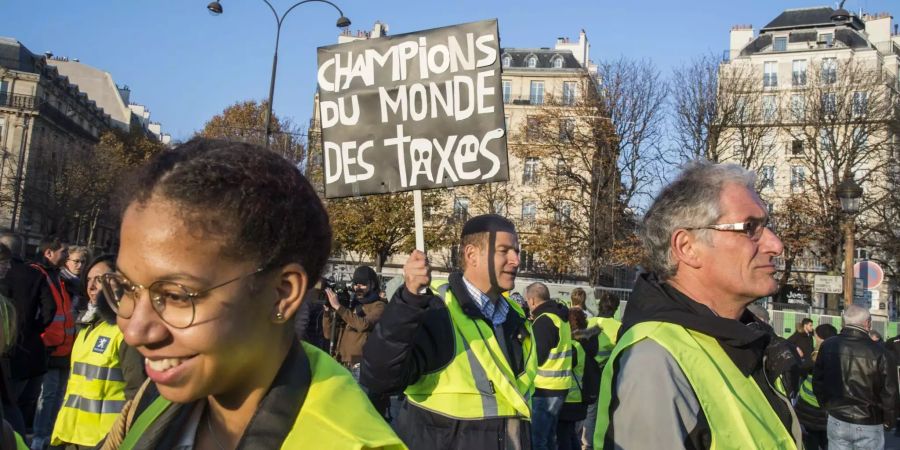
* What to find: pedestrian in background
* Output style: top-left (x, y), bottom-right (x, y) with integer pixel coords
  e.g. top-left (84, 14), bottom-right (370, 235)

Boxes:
top-left (527, 282), bottom-right (572, 450)
top-left (570, 288), bottom-right (593, 319)
top-left (557, 307), bottom-right (599, 450)
top-left (30, 237), bottom-right (72, 450)
top-left (795, 323), bottom-right (837, 450)
top-left (582, 291), bottom-right (620, 450)
top-left (322, 265), bottom-right (386, 380)
top-left (787, 318), bottom-right (815, 376)
top-left (60, 247), bottom-right (88, 316)
top-left (814, 304), bottom-right (897, 450)
top-left (0, 233), bottom-right (45, 437)
top-left (0, 279), bottom-right (28, 450)
top-left (50, 255), bottom-right (145, 449)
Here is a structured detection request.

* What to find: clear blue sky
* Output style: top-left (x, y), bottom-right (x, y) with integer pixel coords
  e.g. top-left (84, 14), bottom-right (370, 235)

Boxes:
top-left (3, 0), bottom-right (894, 141)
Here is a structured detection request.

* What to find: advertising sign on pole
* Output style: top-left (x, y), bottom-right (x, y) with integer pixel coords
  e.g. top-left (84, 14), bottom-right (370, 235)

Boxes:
top-left (814, 275), bottom-right (843, 294)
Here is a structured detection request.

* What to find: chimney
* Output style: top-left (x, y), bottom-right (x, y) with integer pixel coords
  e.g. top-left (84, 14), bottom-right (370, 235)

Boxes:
top-left (729, 24), bottom-right (754, 61)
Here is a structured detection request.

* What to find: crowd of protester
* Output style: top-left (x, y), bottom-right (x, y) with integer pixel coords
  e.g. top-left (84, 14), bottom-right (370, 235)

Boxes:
top-left (0, 139), bottom-right (898, 450)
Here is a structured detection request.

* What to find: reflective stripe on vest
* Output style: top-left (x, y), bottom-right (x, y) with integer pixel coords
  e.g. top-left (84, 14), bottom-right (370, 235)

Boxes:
top-left (404, 280), bottom-right (537, 420)
top-left (534, 312), bottom-right (573, 390)
top-left (31, 264), bottom-right (74, 356)
top-left (121, 343), bottom-right (405, 450)
top-left (595, 321), bottom-right (799, 450)
top-left (565, 340), bottom-right (585, 404)
top-left (798, 376), bottom-right (819, 408)
top-left (590, 317), bottom-right (621, 368)
top-left (51, 321), bottom-right (126, 447)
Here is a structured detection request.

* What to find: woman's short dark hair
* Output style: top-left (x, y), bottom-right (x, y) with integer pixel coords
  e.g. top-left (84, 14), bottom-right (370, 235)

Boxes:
top-left (82, 254), bottom-right (118, 325)
top-left (597, 291), bottom-right (620, 317)
top-left (117, 138), bottom-right (332, 282)
top-left (568, 307), bottom-right (587, 331)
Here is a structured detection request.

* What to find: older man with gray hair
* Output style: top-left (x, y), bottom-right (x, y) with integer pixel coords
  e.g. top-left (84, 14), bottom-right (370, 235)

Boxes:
top-left (593, 161), bottom-right (803, 449)
top-left (814, 304), bottom-right (897, 450)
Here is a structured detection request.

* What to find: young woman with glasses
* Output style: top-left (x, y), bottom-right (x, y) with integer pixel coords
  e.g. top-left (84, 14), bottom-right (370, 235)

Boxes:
top-left (96, 139), bottom-right (403, 450)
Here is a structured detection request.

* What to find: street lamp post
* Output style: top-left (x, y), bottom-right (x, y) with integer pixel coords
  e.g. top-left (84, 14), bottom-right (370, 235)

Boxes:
top-left (208, 0), bottom-right (350, 148)
top-left (837, 176), bottom-right (863, 308)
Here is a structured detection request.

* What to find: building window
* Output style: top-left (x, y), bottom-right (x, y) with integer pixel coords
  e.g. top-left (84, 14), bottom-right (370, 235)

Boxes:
top-left (526, 116), bottom-right (541, 140)
top-left (819, 33), bottom-right (834, 48)
top-left (790, 94), bottom-right (805, 121)
top-left (820, 129), bottom-right (833, 152)
top-left (821, 92), bottom-right (836, 116)
top-left (527, 55), bottom-right (538, 68)
top-left (821, 58), bottom-right (837, 84)
top-left (502, 80), bottom-right (511, 104)
top-left (792, 60), bottom-right (807, 86)
top-left (522, 200), bottom-right (537, 225)
top-left (555, 202), bottom-right (572, 222)
top-left (523, 157), bottom-right (539, 184)
top-left (556, 158), bottom-right (567, 177)
top-left (492, 199), bottom-right (507, 215)
top-left (773, 37), bottom-right (787, 52)
top-left (559, 118), bottom-right (575, 142)
top-left (790, 166), bottom-right (805, 191)
top-left (736, 96), bottom-right (750, 123)
top-left (530, 81), bottom-right (545, 105)
top-left (502, 55), bottom-right (512, 68)
top-left (791, 139), bottom-right (804, 156)
top-left (552, 56), bottom-right (564, 69)
top-left (760, 166), bottom-right (775, 189)
top-left (852, 91), bottom-right (867, 118)
top-left (762, 95), bottom-right (777, 122)
top-left (852, 127), bottom-right (867, 150)
top-left (763, 61), bottom-right (778, 87)
top-left (562, 81), bottom-right (576, 106)
top-left (453, 196), bottom-right (470, 222)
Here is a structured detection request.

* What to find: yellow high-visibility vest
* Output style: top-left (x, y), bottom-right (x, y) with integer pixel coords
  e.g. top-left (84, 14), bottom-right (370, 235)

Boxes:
top-left (404, 281), bottom-right (538, 420)
top-left (534, 312), bottom-right (573, 390)
top-left (595, 321), bottom-right (799, 450)
top-left (52, 321), bottom-right (126, 447)
top-left (565, 340), bottom-right (585, 404)
top-left (120, 342), bottom-right (405, 450)
top-left (589, 316), bottom-right (621, 368)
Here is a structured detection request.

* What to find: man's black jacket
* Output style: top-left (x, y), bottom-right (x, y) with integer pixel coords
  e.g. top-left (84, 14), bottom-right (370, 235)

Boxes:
top-left (813, 326), bottom-right (897, 426)
top-left (361, 272), bottom-right (532, 450)
top-left (786, 329), bottom-right (814, 375)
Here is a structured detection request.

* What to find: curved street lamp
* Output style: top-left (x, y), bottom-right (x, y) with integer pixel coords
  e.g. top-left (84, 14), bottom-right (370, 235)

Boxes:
top-left (837, 176), bottom-right (863, 308)
top-left (208, 0), bottom-right (350, 148)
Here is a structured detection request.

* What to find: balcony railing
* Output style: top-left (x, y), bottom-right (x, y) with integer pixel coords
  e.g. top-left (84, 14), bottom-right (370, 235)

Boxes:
top-left (0, 93), bottom-right (39, 110)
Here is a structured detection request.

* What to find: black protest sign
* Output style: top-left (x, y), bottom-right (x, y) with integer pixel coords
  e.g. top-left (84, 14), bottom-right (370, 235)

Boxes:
top-left (316, 19), bottom-right (508, 198)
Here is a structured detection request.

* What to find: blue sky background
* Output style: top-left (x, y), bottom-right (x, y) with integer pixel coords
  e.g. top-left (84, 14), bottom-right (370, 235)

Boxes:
top-left (3, 0), bottom-right (895, 141)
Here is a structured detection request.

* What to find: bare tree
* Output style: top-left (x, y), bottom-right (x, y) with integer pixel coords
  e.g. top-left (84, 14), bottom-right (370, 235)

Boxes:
top-left (510, 57), bottom-right (667, 285)
top-left (671, 54), bottom-right (780, 178)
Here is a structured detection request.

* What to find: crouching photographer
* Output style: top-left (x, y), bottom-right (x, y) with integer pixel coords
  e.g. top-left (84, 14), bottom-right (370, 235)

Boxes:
top-left (322, 266), bottom-right (387, 381)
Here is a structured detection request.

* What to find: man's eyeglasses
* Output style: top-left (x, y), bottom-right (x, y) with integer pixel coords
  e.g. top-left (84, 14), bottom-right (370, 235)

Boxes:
top-left (687, 218), bottom-right (770, 241)
top-left (99, 267), bottom-right (266, 329)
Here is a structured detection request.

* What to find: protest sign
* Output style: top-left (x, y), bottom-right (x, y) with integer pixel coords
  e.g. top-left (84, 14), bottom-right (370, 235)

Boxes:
top-left (316, 19), bottom-right (508, 198)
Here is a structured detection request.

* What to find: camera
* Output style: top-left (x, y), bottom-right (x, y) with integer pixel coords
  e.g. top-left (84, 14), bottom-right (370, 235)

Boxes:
top-left (316, 277), bottom-right (353, 309)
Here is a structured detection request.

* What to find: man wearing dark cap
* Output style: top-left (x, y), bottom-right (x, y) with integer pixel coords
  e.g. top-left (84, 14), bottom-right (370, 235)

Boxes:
top-left (322, 265), bottom-right (386, 380)
top-left (362, 214), bottom-right (536, 450)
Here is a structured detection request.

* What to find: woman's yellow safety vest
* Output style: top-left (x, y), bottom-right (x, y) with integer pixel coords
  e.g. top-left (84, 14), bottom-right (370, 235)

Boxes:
top-left (51, 321), bottom-right (126, 447)
top-left (595, 321), bottom-right (799, 450)
top-left (119, 342), bottom-right (405, 450)
top-left (565, 340), bottom-right (585, 404)
top-left (534, 312), bottom-right (573, 390)
top-left (798, 375), bottom-right (819, 408)
top-left (404, 281), bottom-right (537, 420)
top-left (588, 316), bottom-right (621, 368)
